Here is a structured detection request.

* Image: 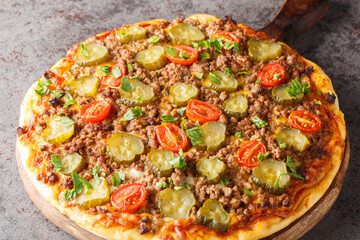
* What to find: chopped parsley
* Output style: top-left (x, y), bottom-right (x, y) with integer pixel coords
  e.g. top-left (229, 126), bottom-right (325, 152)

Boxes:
top-left (184, 121), bottom-right (203, 146)
top-left (314, 99), bottom-right (322, 105)
top-left (237, 71), bottom-right (250, 76)
top-left (192, 37), bottom-right (240, 54)
top-left (168, 178), bottom-right (173, 185)
top-left (200, 52), bottom-right (210, 59)
top-left (136, 96), bottom-right (143, 104)
top-left (80, 42), bottom-right (90, 57)
top-left (63, 94), bottom-right (76, 107)
top-left (174, 186), bottom-right (183, 190)
top-left (235, 132), bottom-right (244, 138)
top-left (244, 188), bottom-right (253, 197)
top-left (111, 170), bottom-right (125, 187)
top-left (120, 76), bottom-right (134, 92)
top-left (50, 154), bottom-right (62, 172)
top-left (256, 78), bottom-right (261, 84)
top-left (71, 64), bottom-right (78, 70)
top-left (160, 115), bottom-right (178, 123)
top-left (169, 149), bottom-right (186, 171)
top-left (176, 107), bottom-right (187, 116)
top-left (273, 73), bottom-right (281, 80)
top-left (147, 35), bottom-right (160, 44)
top-left (100, 66), bottom-right (111, 76)
top-left (156, 181), bottom-right (168, 189)
top-left (225, 67), bottom-right (232, 76)
top-left (286, 78), bottom-right (310, 97)
top-left (251, 116), bottom-right (267, 128)
top-left (178, 49), bottom-right (192, 59)
top-left (65, 172), bottom-right (92, 201)
top-left (50, 90), bottom-right (64, 98)
top-left (34, 78), bottom-right (52, 97)
top-left (55, 116), bottom-right (75, 126)
top-left (90, 166), bottom-right (102, 185)
top-left (317, 90), bottom-right (322, 95)
top-left (274, 156), bottom-right (304, 188)
top-left (184, 182), bottom-right (191, 190)
top-left (257, 151), bottom-right (270, 162)
top-left (286, 156), bottom-right (297, 173)
top-left (165, 47), bottom-right (177, 57)
top-left (130, 76), bottom-right (142, 80)
top-left (276, 137), bottom-right (286, 148)
top-left (209, 72), bottom-right (220, 84)
top-left (195, 73), bottom-right (204, 80)
top-left (123, 106), bottom-right (143, 121)
top-left (112, 66), bottom-right (122, 79)
top-left (127, 63), bottom-right (133, 72)
top-left (220, 177), bottom-right (229, 186)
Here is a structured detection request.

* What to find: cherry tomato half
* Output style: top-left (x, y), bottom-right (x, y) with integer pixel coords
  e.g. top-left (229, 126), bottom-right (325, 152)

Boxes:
top-left (288, 110), bottom-right (322, 133)
top-left (111, 183), bottom-right (147, 212)
top-left (211, 31), bottom-right (240, 44)
top-left (257, 63), bottom-right (286, 87)
top-left (156, 123), bottom-right (188, 153)
top-left (100, 61), bottom-right (127, 87)
top-left (186, 99), bottom-right (221, 124)
top-left (80, 100), bottom-right (111, 123)
top-left (166, 45), bottom-right (198, 65)
top-left (237, 140), bottom-right (267, 168)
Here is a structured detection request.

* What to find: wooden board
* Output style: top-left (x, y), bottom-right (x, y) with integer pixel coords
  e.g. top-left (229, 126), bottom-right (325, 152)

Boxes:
top-left (16, 136), bottom-right (350, 240)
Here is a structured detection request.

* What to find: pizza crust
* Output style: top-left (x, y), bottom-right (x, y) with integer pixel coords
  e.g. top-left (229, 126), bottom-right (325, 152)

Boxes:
top-left (17, 14), bottom-right (346, 240)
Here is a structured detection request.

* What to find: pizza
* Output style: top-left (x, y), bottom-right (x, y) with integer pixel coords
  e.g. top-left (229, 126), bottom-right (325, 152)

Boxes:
top-left (17, 14), bottom-right (346, 240)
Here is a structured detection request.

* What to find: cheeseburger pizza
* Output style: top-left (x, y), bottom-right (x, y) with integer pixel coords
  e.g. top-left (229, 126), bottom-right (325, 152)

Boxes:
top-left (17, 14), bottom-right (346, 240)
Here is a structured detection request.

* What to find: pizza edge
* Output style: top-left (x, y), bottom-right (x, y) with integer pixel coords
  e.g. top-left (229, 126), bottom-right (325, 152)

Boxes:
top-left (17, 13), bottom-right (346, 240)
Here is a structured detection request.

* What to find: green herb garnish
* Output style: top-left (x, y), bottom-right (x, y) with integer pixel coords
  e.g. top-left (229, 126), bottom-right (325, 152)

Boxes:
top-left (273, 73), bottom-right (281, 80)
top-left (244, 188), bottom-right (253, 197)
top-left (161, 115), bottom-right (178, 123)
top-left (120, 76), bottom-right (134, 92)
top-left (112, 66), bottom-right (122, 79)
top-left (50, 90), bottom-right (64, 98)
top-left (220, 177), bottom-right (229, 186)
top-left (127, 63), bottom-right (133, 72)
top-left (200, 52), bottom-right (210, 59)
top-left (257, 151), bottom-right (270, 162)
top-left (176, 107), bottom-right (187, 116)
top-left (156, 181), bottom-right (168, 189)
top-left (209, 72), bottom-right (220, 84)
top-left (237, 71), bottom-right (250, 76)
top-left (185, 121), bottom-right (203, 145)
top-left (90, 166), bottom-right (102, 185)
top-left (195, 73), bottom-right (204, 80)
top-left (100, 66), bottom-right (111, 76)
top-left (111, 170), bottom-right (125, 187)
top-left (314, 99), bottom-right (322, 105)
top-left (50, 154), bottom-right (62, 172)
top-left (174, 186), bottom-right (183, 190)
top-left (169, 149), bottom-right (186, 171)
top-left (251, 116), bottom-right (267, 128)
top-left (80, 42), bottom-right (90, 57)
top-left (63, 94), bottom-right (76, 107)
top-left (123, 106), bottom-right (143, 121)
top-left (55, 116), bottom-right (75, 126)
top-left (64, 172), bottom-right (93, 201)
top-left (286, 78), bottom-right (310, 97)
top-left (147, 35), bottom-right (160, 44)
top-left (276, 137), bottom-right (286, 149)
top-left (235, 132), bottom-right (244, 138)
top-left (225, 68), bottom-right (232, 76)
top-left (256, 78), bottom-right (261, 84)
top-left (166, 47), bottom-right (177, 57)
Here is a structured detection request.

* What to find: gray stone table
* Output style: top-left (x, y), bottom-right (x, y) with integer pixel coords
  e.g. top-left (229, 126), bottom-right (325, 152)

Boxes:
top-left (1, 0), bottom-right (359, 239)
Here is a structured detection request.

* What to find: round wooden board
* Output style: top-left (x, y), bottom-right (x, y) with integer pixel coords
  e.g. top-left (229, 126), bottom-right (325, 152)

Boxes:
top-left (16, 136), bottom-right (350, 240)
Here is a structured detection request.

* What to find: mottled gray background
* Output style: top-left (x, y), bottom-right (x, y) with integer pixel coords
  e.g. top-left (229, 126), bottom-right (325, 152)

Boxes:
top-left (1, 0), bottom-right (359, 239)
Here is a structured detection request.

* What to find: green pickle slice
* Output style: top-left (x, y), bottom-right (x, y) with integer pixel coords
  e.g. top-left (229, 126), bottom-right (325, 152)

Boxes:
top-left (202, 71), bottom-right (238, 92)
top-left (43, 116), bottom-right (74, 144)
top-left (221, 94), bottom-right (248, 119)
top-left (60, 153), bottom-right (86, 175)
top-left (271, 83), bottom-right (304, 106)
top-left (196, 199), bottom-right (230, 233)
top-left (195, 121), bottom-right (226, 152)
top-left (75, 178), bottom-right (110, 209)
top-left (120, 78), bottom-right (155, 106)
top-left (75, 42), bottom-right (109, 67)
top-left (115, 24), bottom-right (147, 44)
top-left (251, 158), bottom-right (290, 195)
top-left (157, 188), bottom-right (195, 219)
top-left (169, 23), bottom-right (205, 46)
top-left (248, 39), bottom-right (282, 62)
top-left (146, 149), bottom-right (174, 177)
top-left (107, 132), bottom-right (144, 164)
top-left (196, 158), bottom-right (226, 183)
top-left (67, 76), bottom-right (99, 97)
top-left (134, 46), bottom-right (167, 70)
top-left (169, 82), bottom-right (199, 107)
top-left (276, 128), bottom-right (310, 152)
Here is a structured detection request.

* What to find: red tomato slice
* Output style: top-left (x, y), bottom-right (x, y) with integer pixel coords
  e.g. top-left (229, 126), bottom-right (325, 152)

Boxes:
top-left (211, 31), bottom-right (240, 44)
top-left (111, 183), bottom-right (147, 212)
top-left (156, 123), bottom-right (188, 153)
top-left (100, 61), bottom-right (127, 87)
top-left (186, 99), bottom-right (221, 124)
top-left (166, 45), bottom-right (198, 65)
top-left (257, 63), bottom-right (286, 87)
top-left (80, 100), bottom-right (111, 123)
top-left (237, 140), bottom-right (267, 168)
top-left (288, 110), bottom-right (322, 133)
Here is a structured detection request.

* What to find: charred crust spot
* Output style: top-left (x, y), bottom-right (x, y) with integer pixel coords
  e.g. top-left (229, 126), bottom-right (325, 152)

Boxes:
top-left (324, 92), bottom-right (336, 104)
top-left (17, 127), bottom-right (26, 136)
top-left (223, 15), bottom-right (236, 24)
top-left (40, 145), bottom-right (48, 151)
top-left (100, 208), bottom-right (109, 213)
top-left (139, 216), bottom-right (150, 222)
top-left (138, 224), bottom-right (150, 235)
top-left (304, 65), bottom-right (314, 75)
top-left (49, 97), bottom-right (61, 107)
top-left (44, 70), bottom-right (55, 80)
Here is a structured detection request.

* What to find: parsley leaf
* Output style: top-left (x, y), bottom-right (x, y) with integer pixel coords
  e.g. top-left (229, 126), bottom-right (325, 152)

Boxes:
top-left (286, 78), bottom-right (310, 97)
top-left (136, 96), bottom-right (143, 104)
top-left (195, 73), bottom-right (204, 80)
top-left (63, 94), bottom-right (76, 107)
top-left (166, 47), bottom-right (177, 57)
top-left (244, 188), bottom-right (253, 197)
top-left (127, 63), bottom-right (133, 72)
top-left (209, 72), bottom-right (220, 84)
top-left (257, 151), bottom-right (270, 162)
top-left (200, 52), bottom-right (210, 59)
top-left (156, 181), bottom-right (168, 189)
top-left (223, 42), bottom-right (234, 50)
top-left (112, 66), bottom-right (122, 79)
top-left (168, 178), bottom-right (173, 185)
top-left (286, 156), bottom-right (297, 173)
top-left (256, 78), bottom-right (261, 84)
top-left (123, 106), bottom-right (143, 121)
top-left (184, 183), bottom-right (191, 190)
top-left (235, 132), bottom-right (244, 138)
top-left (169, 149), bottom-right (186, 171)
top-left (276, 137), bottom-right (286, 148)
top-left (111, 170), bottom-right (125, 187)
top-left (71, 64), bottom-right (78, 70)
top-left (178, 49), bottom-right (192, 59)
top-left (314, 99), bottom-right (322, 105)
top-left (274, 172), bottom-right (304, 188)
top-left (317, 90), bottom-right (322, 95)
top-left (273, 73), bottom-right (281, 80)
top-left (90, 166), bottom-right (102, 185)
top-left (251, 116), bottom-right (267, 128)
top-left (120, 76), bottom-right (134, 92)
top-left (225, 67), bottom-right (232, 76)
top-left (185, 121), bottom-right (203, 145)
top-left (50, 90), bottom-right (64, 98)
top-left (174, 186), bottom-right (183, 190)
top-left (55, 116), bottom-right (75, 126)
top-left (220, 177), bottom-right (229, 186)
top-left (147, 35), bottom-right (160, 44)
top-left (237, 71), bottom-right (250, 76)
top-left (65, 172), bottom-right (93, 201)
top-left (34, 78), bottom-right (52, 97)
top-left (130, 76), bottom-right (141, 80)
top-left (233, 42), bottom-right (240, 54)
top-left (100, 66), bottom-right (111, 76)
top-left (161, 115), bottom-right (178, 123)
top-left (176, 107), bottom-right (187, 116)
top-left (80, 42), bottom-right (90, 57)
top-left (50, 154), bottom-right (62, 172)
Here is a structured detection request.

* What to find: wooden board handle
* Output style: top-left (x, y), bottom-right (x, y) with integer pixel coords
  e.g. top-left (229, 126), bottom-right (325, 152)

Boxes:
top-left (260, 0), bottom-right (329, 42)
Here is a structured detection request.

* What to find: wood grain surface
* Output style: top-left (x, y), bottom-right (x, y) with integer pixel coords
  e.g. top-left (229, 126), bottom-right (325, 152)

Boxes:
top-left (16, 136), bottom-right (350, 240)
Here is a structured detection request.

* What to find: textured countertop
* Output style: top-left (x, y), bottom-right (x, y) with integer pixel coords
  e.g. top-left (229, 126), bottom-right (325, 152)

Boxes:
top-left (1, 0), bottom-right (359, 239)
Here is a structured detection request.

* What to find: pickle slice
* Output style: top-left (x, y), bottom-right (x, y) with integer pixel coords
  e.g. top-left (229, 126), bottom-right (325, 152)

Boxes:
top-left (67, 76), bottom-right (99, 97)
top-left (107, 132), bottom-right (144, 164)
top-left (134, 46), bottom-right (167, 70)
top-left (196, 199), bottom-right (230, 233)
top-left (43, 116), bottom-right (74, 144)
top-left (251, 158), bottom-right (289, 195)
top-left (195, 121), bottom-right (226, 152)
top-left (202, 71), bottom-right (238, 92)
top-left (61, 153), bottom-right (86, 175)
top-left (75, 42), bottom-right (109, 67)
top-left (221, 94), bottom-right (248, 119)
top-left (169, 23), bottom-right (205, 46)
top-left (146, 149), bottom-right (174, 177)
top-left (115, 24), bottom-right (147, 44)
top-left (120, 78), bottom-right (155, 106)
top-left (276, 128), bottom-right (310, 152)
top-left (248, 39), bottom-right (282, 62)
top-left (157, 188), bottom-right (195, 219)
top-left (169, 82), bottom-right (199, 107)
top-left (196, 158), bottom-right (226, 183)
top-left (271, 83), bottom-right (304, 106)
top-left (75, 178), bottom-right (110, 209)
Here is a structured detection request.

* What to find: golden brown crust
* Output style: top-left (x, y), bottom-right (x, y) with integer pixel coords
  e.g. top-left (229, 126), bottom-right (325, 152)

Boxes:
top-left (17, 14), bottom-right (346, 240)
